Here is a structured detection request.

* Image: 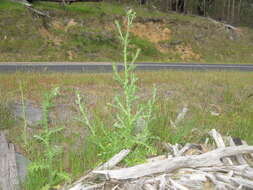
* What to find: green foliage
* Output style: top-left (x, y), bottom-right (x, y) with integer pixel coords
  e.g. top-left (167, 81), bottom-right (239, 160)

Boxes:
top-left (131, 36), bottom-right (161, 59)
top-left (0, 0), bottom-right (23, 11)
top-left (76, 9), bottom-right (158, 165)
top-left (24, 87), bottom-right (71, 190)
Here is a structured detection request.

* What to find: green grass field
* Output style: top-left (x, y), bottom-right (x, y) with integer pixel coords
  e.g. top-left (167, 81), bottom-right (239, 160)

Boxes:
top-left (1, 70), bottom-right (253, 188)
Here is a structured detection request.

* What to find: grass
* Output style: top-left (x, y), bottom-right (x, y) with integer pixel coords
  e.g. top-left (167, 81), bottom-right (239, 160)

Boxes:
top-left (1, 70), bottom-right (253, 187)
top-left (0, 3), bottom-right (253, 187)
top-left (0, 0), bottom-right (253, 62)
top-left (0, 104), bottom-right (14, 129)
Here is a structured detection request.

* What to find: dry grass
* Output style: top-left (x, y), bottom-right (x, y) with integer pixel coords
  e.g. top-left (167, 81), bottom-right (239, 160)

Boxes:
top-left (1, 70), bottom-right (253, 184)
top-left (1, 70), bottom-right (253, 139)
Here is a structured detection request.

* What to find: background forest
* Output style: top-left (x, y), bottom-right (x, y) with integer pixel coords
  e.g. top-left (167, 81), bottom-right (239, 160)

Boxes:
top-left (26, 0), bottom-right (253, 27)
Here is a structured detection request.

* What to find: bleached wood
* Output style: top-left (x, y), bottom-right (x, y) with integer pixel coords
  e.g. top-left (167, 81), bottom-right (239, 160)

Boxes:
top-left (207, 17), bottom-right (238, 31)
top-left (11, 0), bottom-right (32, 6)
top-left (27, 6), bottom-right (50, 17)
top-left (69, 183), bottom-right (105, 190)
top-left (177, 143), bottom-right (202, 156)
top-left (229, 137), bottom-right (248, 165)
top-left (169, 143), bottom-right (180, 157)
top-left (200, 165), bottom-right (253, 179)
top-left (63, 149), bottom-right (130, 190)
top-left (93, 145), bottom-right (253, 180)
top-left (208, 129), bottom-right (233, 165)
top-left (242, 140), bottom-right (253, 158)
top-left (0, 132), bottom-right (20, 190)
top-left (96, 149), bottom-right (130, 170)
top-left (215, 174), bottom-right (253, 188)
top-left (147, 155), bottom-right (166, 163)
top-left (208, 129), bottom-right (226, 148)
top-left (174, 107), bottom-right (188, 125)
top-left (143, 183), bottom-right (156, 190)
top-left (170, 106), bottom-right (188, 128)
top-left (169, 178), bottom-right (189, 190)
top-left (200, 171), bottom-right (234, 190)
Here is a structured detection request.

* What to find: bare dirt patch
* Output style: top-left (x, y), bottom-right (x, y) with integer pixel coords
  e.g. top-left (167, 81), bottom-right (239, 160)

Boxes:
top-left (174, 45), bottom-right (201, 61)
top-left (130, 22), bottom-right (171, 43)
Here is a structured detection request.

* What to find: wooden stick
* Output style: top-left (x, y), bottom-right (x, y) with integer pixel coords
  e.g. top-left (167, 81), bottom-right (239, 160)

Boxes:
top-left (229, 136), bottom-right (248, 165)
top-left (242, 140), bottom-right (253, 158)
top-left (177, 143), bottom-right (202, 156)
top-left (27, 6), bottom-right (50, 17)
top-left (93, 145), bottom-right (253, 180)
top-left (169, 178), bottom-right (189, 190)
top-left (215, 173), bottom-right (253, 188)
top-left (208, 129), bottom-right (233, 165)
top-left (97, 149), bottom-right (130, 170)
top-left (63, 149), bottom-right (130, 190)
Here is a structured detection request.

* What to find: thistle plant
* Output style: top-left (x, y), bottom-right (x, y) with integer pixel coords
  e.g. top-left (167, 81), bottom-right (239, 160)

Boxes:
top-left (76, 9), bottom-right (157, 164)
top-left (26, 87), bottom-right (70, 189)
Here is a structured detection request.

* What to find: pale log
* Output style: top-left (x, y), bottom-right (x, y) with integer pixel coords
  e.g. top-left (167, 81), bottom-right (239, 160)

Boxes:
top-left (93, 145), bottom-right (253, 180)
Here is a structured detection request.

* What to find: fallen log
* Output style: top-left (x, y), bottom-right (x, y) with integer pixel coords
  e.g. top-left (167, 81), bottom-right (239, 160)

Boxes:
top-left (93, 145), bottom-right (253, 180)
top-left (207, 17), bottom-right (238, 31)
top-left (0, 132), bottom-right (20, 190)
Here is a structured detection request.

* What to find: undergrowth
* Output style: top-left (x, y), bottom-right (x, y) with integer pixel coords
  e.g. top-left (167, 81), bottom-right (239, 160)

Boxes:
top-left (23, 9), bottom-right (160, 189)
top-left (76, 9), bottom-right (158, 165)
top-left (24, 87), bottom-right (71, 190)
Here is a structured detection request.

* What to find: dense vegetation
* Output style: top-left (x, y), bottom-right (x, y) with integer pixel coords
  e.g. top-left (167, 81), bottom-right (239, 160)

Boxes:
top-left (1, 0), bottom-right (253, 63)
top-left (23, 0), bottom-right (253, 27)
top-left (132, 0), bottom-right (253, 27)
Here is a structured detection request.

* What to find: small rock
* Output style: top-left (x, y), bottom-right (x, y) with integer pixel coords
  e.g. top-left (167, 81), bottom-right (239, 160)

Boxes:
top-left (10, 102), bottom-right (43, 127)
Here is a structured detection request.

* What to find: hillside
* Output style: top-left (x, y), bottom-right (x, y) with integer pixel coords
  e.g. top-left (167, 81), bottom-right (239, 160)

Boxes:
top-left (1, 0), bottom-right (253, 63)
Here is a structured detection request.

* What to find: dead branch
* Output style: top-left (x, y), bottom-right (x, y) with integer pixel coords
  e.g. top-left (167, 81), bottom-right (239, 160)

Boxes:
top-left (208, 129), bottom-right (233, 165)
top-left (26, 6), bottom-right (50, 17)
top-left (62, 149), bottom-right (130, 190)
top-left (93, 145), bottom-right (253, 180)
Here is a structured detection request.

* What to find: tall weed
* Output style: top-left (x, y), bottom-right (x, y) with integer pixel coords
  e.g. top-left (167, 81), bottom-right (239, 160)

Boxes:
top-left (76, 9), bottom-right (158, 165)
top-left (24, 87), bottom-right (70, 190)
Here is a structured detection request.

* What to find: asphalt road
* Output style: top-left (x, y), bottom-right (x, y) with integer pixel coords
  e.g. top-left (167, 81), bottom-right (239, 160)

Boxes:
top-left (1, 62), bottom-right (253, 72)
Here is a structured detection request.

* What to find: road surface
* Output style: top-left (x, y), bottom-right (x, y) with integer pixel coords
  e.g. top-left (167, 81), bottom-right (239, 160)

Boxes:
top-left (0, 62), bottom-right (253, 72)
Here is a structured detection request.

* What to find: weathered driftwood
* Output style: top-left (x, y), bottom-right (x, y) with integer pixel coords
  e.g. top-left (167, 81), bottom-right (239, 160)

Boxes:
top-left (229, 136), bottom-right (248, 165)
top-left (215, 173), bottom-right (253, 188)
top-left (177, 143), bottom-right (202, 156)
top-left (208, 129), bottom-right (233, 165)
top-left (11, 0), bottom-right (32, 6)
top-left (97, 149), bottom-right (130, 170)
top-left (63, 149), bottom-right (130, 190)
top-left (200, 165), bottom-right (253, 179)
top-left (242, 140), bottom-right (253, 158)
top-left (207, 17), bottom-right (238, 31)
top-left (170, 106), bottom-right (188, 128)
top-left (0, 132), bottom-right (20, 190)
top-left (63, 129), bottom-right (253, 190)
top-left (93, 145), bottom-right (253, 180)
top-left (27, 6), bottom-right (50, 17)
